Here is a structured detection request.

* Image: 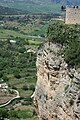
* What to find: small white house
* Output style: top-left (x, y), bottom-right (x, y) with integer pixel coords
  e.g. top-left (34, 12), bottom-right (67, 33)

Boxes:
top-left (0, 83), bottom-right (8, 89)
top-left (10, 40), bottom-right (16, 44)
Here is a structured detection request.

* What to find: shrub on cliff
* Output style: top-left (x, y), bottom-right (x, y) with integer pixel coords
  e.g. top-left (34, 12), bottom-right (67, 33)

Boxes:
top-left (47, 21), bottom-right (80, 68)
top-left (47, 21), bottom-right (66, 44)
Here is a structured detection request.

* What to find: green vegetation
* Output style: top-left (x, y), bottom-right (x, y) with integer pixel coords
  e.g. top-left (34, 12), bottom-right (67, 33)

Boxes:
top-left (0, 15), bottom-right (49, 38)
top-left (0, 5), bottom-right (26, 15)
top-left (0, 36), bottom-right (39, 120)
top-left (0, 108), bottom-right (38, 120)
top-left (47, 21), bottom-right (80, 68)
top-left (0, 15), bottom-right (48, 119)
top-left (0, 12), bottom-right (62, 120)
top-left (0, 39), bottom-right (38, 96)
top-left (0, 36), bottom-right (40, 119)
top-left (0, 2), bottom-right (61, 14)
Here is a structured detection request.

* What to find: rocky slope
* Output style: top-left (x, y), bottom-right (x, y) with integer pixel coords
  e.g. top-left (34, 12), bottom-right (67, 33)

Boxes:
top-left (34, 42), bottom-right (80, 120)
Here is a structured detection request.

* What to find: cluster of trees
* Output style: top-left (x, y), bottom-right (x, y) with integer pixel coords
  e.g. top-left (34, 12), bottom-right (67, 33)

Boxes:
top-left (22, 84), bottom-right (35, 91)
top-left (0, 39), bottom-right (37, 118)
top-left (0, 108), bottom-right (37, 119)
top-left (0, 39), bottom-right (36, 85)
top-left (0, 5), bottom-right (27, 15)
top-left (2, 26), bottom-right (19, 31)
top-left (47, 21), bottom-right (80, 68)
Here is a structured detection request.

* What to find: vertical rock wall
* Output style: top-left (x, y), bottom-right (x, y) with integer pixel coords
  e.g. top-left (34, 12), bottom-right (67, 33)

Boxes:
top-left (34, 42), bottom-right (80, 120)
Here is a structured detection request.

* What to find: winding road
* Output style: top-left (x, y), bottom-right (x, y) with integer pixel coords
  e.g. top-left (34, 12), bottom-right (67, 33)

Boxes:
top-left (0, 89), bottom-right (20, 108)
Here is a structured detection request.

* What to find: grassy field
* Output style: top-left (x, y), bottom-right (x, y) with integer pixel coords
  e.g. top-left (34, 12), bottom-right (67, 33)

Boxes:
top-left (0, 2), bottom-right (61, 14)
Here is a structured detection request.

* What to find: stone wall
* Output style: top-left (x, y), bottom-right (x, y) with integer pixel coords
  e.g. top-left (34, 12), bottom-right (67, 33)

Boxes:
top-left (65, 7), bottom-right (80, 24)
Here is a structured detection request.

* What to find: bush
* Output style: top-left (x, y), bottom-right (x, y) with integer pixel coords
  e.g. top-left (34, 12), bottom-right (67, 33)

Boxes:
top-left (0, 108), bottom-right (8, 119)
top-left (0, 72), bottom-right (3, 78)
top-left (14, 73), bottom-right (21, 79)
top-left (47, 21), bottom-right (80, 68)
top-left (8, 110), bottom-right (19, 118)
top-left (47, 21), bottom-right (66, 44)
top-left (33, 109), bottom-right (37, 116)
top-left (24, 96), bottom-right (32, 102)
top-left (29, 84), bottom-right (35, 91)
top-left (11, 85), bottom-right (17, 90)
top-left (13, 69), bottom-right (21, 79)
top-left (19, 47), bottom-right (26, 53)
top-left (2, 75), bottom-right (9, 82)
top-left (22, 85), bottom-right (28, 91)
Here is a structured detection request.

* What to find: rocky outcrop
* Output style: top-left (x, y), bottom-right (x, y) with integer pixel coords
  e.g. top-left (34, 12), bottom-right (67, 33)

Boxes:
top-left (34, 42), bottom-right (80, 120)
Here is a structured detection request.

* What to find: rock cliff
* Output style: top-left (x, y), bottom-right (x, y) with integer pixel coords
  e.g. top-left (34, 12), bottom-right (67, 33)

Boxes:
top-left (34, 42), bottom-right (80, 120)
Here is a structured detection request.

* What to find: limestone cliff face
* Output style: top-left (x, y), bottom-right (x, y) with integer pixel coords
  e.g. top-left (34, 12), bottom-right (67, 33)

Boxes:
top-left (34, 42), bottom-right (80, 120)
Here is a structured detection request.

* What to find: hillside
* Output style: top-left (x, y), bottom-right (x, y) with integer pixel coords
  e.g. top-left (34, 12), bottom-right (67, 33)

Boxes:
top-left (0, 0), bottom-right (61, 14)
top-left (0, 5), bottom-right (27, 15)
top-left (0, 0), bottom-right (80, 14)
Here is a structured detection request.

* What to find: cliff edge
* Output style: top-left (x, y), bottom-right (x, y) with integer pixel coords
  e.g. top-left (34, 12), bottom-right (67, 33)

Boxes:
top-left (34, 41), bottom-right (80, 120)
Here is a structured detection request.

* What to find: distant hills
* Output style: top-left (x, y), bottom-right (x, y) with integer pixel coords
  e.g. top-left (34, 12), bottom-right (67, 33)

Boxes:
top-left (0, 0), bottom-right (80, 5)
top-left (0, 0), bottom-right (80, 14)
top-left (0, 0), bottom-right (61, 14)
top-left (0, 5), bottom-right (28, 15)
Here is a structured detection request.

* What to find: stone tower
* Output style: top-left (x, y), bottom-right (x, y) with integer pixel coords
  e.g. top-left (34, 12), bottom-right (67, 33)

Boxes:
top-left (65, 6), bottom-right (80, 24)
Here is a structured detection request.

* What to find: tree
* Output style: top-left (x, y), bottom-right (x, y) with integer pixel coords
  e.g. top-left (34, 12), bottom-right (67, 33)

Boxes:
top-left (19, 47), bottom-right (26, 53)
top-left (14, 73), bottom-right (21, 79)
top-left (22, 85), bottom-right (28, 90)
top-left (8, 110), bottom-right (19, 118)
top-left (0, 108), bottom-right (8, 119)
top-left (13, 69), bottom-right (21, 79)
top-left (29, 84), bottom-right (35, 91)
top-left (2, 75), bottom-right (9, 82)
